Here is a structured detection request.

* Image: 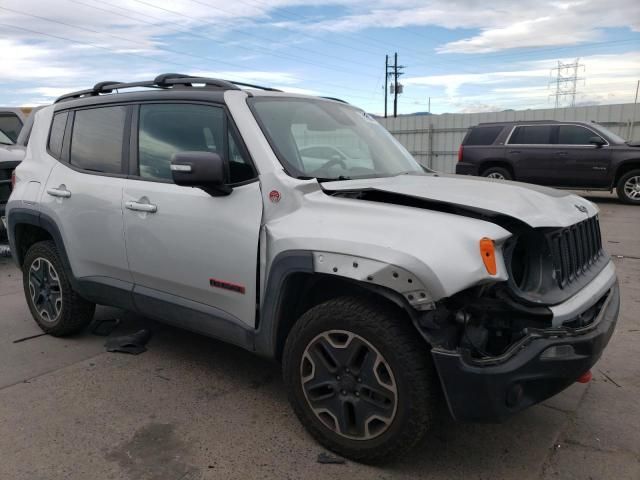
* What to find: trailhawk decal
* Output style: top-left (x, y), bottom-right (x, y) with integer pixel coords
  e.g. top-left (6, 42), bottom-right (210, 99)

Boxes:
top-left (209, 278), bottom-right (246, 294)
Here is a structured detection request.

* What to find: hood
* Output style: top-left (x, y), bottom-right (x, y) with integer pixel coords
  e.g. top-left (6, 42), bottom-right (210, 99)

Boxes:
top-left (0, 145), bottom-right (26, 163)
top-left (323, 173), bottom-right (596, 228)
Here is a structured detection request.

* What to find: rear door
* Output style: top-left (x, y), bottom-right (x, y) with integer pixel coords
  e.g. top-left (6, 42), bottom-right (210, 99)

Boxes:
top-left (40, 105), bottom-right (131, 282)
top-left (506, 125), bottom-right (556, 184)
top-left (122, 102), bottom-right (262, 329)
top-left (555, 124), bottom-right (610, 187)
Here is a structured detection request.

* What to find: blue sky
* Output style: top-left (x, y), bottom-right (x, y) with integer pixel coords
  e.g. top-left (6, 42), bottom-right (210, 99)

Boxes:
top-left (1, 0), bottom-right (639, 114)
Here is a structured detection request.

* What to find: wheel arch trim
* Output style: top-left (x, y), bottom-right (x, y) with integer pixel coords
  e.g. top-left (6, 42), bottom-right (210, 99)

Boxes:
top-left (254, 250), bottom-right (430, 359)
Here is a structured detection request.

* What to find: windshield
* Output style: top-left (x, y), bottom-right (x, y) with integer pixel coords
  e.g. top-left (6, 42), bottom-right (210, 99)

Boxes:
top-left (592, 124), bottom-right (627, 144)
top-left (0, 128), bottom-right (15, 145)
top-left (249, 97), bottom-right (424, 180)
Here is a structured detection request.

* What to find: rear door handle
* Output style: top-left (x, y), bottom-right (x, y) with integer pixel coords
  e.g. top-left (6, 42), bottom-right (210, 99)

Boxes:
top-left (509, 150), bottom-right (521, 154)
top-left (46, 187), bottom-right (71, 198)
top-left (557, 151), bottom-right (569, 156)
top-left (125, 201), bottom-right (157, 213)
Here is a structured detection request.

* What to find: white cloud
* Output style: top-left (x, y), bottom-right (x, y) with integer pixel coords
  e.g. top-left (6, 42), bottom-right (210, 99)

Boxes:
top-left (288, 0), bottom-right (640, 54)
top-left (403, 51), bottom-right (640, 112)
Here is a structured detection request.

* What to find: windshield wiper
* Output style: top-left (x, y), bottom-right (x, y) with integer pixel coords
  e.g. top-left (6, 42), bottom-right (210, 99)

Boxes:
top-left (316, 176), bottom-right (352, 182)
top-left (296, 175), bottom-right (352, 182)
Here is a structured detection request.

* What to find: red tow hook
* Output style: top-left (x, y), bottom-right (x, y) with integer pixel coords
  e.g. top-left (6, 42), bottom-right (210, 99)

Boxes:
top-left (577, 370), bottom-right (593, 384)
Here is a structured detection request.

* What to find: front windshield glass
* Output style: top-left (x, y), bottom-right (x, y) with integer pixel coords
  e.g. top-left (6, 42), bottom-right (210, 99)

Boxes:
top-left (249, 97), bottom-right (424, 180)
top-left (593, 124), bottom-right (627, 144)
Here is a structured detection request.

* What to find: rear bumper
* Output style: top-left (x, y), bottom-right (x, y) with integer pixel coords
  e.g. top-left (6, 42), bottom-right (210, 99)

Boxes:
top-left (432, 281), bottom-right (620, 422)
top-left (455, 162), bottom-right (479, 176)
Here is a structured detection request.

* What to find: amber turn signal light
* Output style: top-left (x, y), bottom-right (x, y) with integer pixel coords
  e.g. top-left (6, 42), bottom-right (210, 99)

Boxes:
top-left (479, 238), bottom-right (497, 275)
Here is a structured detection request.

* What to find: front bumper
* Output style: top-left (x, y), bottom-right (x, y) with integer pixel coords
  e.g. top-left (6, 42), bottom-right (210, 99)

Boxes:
top-left (432, 280), bottom-right (620, 422)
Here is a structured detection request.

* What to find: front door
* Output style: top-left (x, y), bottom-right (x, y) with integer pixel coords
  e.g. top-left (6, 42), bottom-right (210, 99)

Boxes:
top-left (554, 124), bottom-right (611, 188)
top-left (123, 102), bottom-right (262, 329)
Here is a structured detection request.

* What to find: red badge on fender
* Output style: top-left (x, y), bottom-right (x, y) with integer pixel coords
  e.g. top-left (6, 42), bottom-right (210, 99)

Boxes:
top-left (269, 190), bottom-right (281, 203)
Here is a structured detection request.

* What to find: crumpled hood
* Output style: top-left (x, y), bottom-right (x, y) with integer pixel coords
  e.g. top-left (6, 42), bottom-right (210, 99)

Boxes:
top-left (323, 173), bottom-right (597, 228)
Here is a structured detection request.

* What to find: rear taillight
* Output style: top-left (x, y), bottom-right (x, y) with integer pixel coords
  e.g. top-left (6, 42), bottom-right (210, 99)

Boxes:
top-left (10, 171), bottom-right (16, 189)
top-left (458, 145), bottom-right (463, 162)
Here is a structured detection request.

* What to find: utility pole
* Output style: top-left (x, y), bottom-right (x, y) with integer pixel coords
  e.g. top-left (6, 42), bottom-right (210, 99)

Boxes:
top-left (383, 52), bottom-right (405, 117)
top-left (549, 58), bottom-right (585, 108)
top-left (384, 55), bottom-right (388, 118)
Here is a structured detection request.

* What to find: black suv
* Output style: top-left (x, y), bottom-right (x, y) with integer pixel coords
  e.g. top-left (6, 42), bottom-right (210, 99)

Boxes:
top-left (455, 120), bottom-right (640, 204)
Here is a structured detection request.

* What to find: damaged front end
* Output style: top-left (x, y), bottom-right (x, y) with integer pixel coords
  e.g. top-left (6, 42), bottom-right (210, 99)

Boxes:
top-left (414, 217), bottom-right (620, 422)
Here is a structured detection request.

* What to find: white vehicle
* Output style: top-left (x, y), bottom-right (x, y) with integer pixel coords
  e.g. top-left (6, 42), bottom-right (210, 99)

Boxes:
top-left (6, 75), bottom-right (619, 462)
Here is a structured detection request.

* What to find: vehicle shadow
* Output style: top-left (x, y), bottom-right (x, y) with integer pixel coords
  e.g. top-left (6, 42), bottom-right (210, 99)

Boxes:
top-left (107, 310), bottom-right (566, 477)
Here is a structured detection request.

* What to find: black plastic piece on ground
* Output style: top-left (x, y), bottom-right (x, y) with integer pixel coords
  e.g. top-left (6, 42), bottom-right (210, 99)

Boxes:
top-left (317, 452), bottom-right (346, 464)
top-left (105, 329), bottom-right (152, 355)
top-left (91, 318), bottom-right (121, 337)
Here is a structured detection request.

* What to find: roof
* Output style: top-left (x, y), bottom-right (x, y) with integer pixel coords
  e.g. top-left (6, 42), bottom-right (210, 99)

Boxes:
top-left (476, 120), bottom-right (596, 127)
top-left (54, 73), bottom-right (348, 107)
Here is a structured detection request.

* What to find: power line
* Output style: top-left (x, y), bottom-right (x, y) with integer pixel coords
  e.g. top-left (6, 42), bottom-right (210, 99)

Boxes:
top-left (0, 21), bottom-right (387, 106)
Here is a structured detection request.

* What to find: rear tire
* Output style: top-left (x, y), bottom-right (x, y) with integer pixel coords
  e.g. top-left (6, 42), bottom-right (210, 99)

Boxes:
top-left (481, 166), bottom-right (512, 180)
top-left (616, 169), bottom-right (640, 204)
top-left (23, 240), bottom-right (95, 336)
top-left (282, 296), bottom-right (436, 462)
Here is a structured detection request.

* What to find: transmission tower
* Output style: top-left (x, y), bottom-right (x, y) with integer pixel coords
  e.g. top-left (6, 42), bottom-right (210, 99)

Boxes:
top-left (549, 58), bottom-right (585, 108)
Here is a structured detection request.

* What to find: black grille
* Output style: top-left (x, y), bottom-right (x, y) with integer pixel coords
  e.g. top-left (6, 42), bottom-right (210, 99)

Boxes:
top-left (549, 216), bottom-right (603, 288)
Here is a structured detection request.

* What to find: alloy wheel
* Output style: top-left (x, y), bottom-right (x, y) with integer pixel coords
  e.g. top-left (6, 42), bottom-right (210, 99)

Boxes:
top-left (300, 330), bottom-right (398, 440)
top-left (487, 172), bottom-right (506, 179)
top-left (623, 175), bottom-right (640, 200)
top-left (28, 257), bottom-right (63, 323)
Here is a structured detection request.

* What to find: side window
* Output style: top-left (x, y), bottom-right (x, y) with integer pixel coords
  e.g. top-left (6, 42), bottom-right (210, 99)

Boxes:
top-left (508, 125), bottom-right (553, 145)
top-left (465, 126), bottom-right (503, 145)
top-left (557, 125), bottom-right (601, 145)
top-left (0, 113), bottom-right (23, 143)
top-left (70, 106), bottom-right (126, 174)
top-left (138, 103), bottom-right (255, 183)
top-left (47, 111), bottom-right (68, 159)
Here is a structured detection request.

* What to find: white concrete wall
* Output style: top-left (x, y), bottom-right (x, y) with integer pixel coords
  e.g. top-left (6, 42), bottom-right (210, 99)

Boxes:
top-left (377, 103), bottom-right (640, 173)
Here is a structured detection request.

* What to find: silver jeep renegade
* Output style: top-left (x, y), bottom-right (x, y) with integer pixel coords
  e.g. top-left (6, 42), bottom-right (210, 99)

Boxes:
top-left (5, 74), bottom-right (620, 462)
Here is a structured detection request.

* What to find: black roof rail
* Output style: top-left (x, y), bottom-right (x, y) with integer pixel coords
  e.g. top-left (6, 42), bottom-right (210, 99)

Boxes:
top-left (54, 73), bottom-right (281, 103)
top-left (320, 96), bottom-right (349, 104)
top-left (477, 120), bottom-right (561, 126)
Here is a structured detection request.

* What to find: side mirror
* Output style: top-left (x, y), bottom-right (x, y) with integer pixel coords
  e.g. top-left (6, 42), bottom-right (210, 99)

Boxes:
top-left (589, 136), bottom-right (606, 147)
top-left (171, 151), bottom-right (232, 196)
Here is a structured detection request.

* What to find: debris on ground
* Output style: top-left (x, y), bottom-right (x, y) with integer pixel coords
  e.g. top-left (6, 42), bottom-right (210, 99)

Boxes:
top-left (317, 452), bottom-right (346, 464)
top-left (105, 329), bottom-right (152, 355)
top-left (12, 332), bottom-right (47, 344)
top-left (91, 318), bottom-right (121, 336)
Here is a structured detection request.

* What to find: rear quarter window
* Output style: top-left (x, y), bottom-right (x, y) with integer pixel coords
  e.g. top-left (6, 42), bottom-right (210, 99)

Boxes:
top-left (47, 111), bottom-right (68, 159)
top-left (464, 126), bottom-right (503, 145)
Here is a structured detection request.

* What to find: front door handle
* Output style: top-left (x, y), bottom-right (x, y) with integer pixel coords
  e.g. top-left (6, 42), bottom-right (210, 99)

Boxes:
top-left (46, 187), bottom-right (71, 198)
top-left (557, 151), bottom-right (569, 156)
top-left (125, 200), bottom-right (157, 213)
top-left (509, 150), bottom-right (521, 154)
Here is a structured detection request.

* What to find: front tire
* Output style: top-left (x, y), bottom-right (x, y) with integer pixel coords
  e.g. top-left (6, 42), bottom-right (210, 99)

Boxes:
top-left (616, 169), bottom-right (640, 204)
top-left (23, 240), bottom-right (95, 336)
top-left (282, 297), bottom-right (436, 462)
top-left (481, 166), bottom-right (512, 180)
